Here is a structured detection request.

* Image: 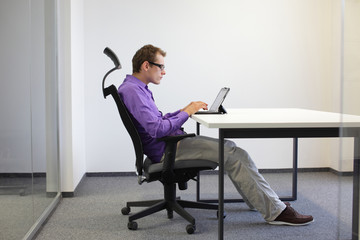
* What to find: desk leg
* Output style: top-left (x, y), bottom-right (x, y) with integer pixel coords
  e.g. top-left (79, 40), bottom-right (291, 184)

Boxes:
top-left (292, 138), bottom-right (298, 200)
top-left (196, 122), bottom-right (201, 202)
top-left (218, 130), bottom-right (224, 240)
top-left (353, 137), bottom-right (360, 240)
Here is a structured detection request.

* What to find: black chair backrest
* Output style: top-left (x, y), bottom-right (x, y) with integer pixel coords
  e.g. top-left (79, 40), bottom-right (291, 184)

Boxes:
top-left (102, 47), bottom-right (144, 176)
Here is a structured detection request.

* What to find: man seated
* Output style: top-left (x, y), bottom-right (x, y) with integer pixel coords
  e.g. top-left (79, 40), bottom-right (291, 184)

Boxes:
top-left (118, 44), bottom-right (313, 226)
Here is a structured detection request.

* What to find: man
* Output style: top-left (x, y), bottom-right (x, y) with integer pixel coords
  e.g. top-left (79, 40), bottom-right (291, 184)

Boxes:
top-left (118, 44), bottom-right (313, 226)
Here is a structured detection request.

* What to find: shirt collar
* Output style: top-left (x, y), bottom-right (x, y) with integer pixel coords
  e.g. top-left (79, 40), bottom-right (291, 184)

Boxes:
top-left (125, 74), bottom-right (147, 89)
top-left (125, 74), bottom-right (153, 99)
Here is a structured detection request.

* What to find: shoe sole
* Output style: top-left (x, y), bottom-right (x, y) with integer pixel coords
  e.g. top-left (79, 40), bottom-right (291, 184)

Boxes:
top-left (268, 219), bottom-right (314, 226)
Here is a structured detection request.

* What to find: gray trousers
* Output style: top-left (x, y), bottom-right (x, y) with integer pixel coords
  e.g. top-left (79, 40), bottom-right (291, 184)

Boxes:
top-left (175, 135), bottom-right (286, 221)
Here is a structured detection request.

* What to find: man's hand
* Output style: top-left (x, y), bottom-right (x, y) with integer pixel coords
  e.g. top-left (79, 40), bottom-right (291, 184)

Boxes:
top-left (181, 101), bottom-right (208, 116)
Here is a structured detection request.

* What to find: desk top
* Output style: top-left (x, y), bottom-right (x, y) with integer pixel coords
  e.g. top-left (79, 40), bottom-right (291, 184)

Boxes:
top-left (191, 108), bottom-right (360, 129)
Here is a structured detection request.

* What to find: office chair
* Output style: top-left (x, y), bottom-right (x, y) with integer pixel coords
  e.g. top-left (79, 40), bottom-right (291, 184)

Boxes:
top-left (102, 47), bottom-right (219, 234)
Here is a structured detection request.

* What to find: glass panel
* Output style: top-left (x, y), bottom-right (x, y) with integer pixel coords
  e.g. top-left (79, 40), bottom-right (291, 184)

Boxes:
top-left (340, 0), bottom-right (360, 239)
top-left (31, 0), bottom-right (49, 224)
top-left (31, 0), bottom-right (60, 225)
top-left (0, 1), bottom-right (34, 239)
top-left (0, 0), bottom-right (59, 239)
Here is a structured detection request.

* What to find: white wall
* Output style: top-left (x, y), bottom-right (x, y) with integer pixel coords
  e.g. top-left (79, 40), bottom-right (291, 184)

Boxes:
top-left (70, 0), bottom-right (87, 191)
top-left (58, 0), bottom-right (86, 192)
top-left (83, 0), bottom-right (351, 173)
top-left (1, 0), bottom-right (357, 192)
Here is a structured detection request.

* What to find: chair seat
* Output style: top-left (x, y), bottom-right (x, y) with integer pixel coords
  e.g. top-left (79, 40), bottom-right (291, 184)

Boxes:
top-left (143, 158), bottom-right (217, 183)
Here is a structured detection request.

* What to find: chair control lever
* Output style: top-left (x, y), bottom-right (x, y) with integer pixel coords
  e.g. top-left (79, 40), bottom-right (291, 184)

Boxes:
top-left (137, 175), bottom-right (146, 185)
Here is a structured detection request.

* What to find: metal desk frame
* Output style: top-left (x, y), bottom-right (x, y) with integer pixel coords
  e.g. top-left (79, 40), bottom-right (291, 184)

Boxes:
top-left (192, 120), bottom-right (360, 240)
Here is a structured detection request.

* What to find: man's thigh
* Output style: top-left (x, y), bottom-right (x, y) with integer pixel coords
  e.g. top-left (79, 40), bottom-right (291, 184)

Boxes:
top-left (175, 135), bottom-right (236, 162)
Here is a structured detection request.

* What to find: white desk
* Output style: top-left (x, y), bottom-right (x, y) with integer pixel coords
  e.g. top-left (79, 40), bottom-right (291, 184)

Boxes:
top-left (192, 108), bottom-right (360, 240)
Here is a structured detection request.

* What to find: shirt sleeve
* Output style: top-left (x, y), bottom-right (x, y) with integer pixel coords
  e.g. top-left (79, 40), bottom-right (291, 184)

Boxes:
top-left (120, 86), bottom-right (189, 139)
top-left (163, 110), bottom-right (182, 118)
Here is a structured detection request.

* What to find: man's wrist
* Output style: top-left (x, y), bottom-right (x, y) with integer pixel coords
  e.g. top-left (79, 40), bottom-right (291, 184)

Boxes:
top-left (181, 109), bottom-right (191, 116)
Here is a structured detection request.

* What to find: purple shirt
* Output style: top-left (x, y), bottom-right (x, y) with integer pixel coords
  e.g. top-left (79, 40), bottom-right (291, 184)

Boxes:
top-left (118, 75), bottom-right (189, 163)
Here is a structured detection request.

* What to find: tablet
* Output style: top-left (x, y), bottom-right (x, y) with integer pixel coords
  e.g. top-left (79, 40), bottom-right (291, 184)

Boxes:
top-left (195, 87), bottom-right (230, 114)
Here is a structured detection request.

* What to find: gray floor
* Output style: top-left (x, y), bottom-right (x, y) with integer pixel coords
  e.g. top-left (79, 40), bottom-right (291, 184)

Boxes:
top-left (0, 177), bottom-right (55, 240)
top-left (35, 172), bottom-right (353, 240)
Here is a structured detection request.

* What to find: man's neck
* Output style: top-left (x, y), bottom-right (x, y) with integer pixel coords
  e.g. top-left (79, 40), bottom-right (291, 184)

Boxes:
top-left (132, 72), bottom-right (148, 85)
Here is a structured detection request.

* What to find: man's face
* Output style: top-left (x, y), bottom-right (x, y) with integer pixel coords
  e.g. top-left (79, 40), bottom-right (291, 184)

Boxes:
top-left (147, 53), bottom-right (166, 85)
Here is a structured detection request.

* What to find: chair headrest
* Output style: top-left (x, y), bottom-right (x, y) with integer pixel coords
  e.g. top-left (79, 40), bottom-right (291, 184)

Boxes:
top-left (103, 47), bottom-right (121, 69)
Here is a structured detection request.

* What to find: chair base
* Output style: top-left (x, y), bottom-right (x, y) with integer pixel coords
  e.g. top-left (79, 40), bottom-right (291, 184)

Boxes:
top-left (122, 188), bottom-right (218, 234)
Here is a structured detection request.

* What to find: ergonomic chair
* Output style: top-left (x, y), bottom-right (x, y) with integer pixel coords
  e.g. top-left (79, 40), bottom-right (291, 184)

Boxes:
top-left (102, 47), bottom-right (219, 234)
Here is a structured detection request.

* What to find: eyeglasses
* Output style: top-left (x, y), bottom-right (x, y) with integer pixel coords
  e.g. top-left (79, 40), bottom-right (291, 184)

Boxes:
top-left (148, 61), bottom-right (165, 71)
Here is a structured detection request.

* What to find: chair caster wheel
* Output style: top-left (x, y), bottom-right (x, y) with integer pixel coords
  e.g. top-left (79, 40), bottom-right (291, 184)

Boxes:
top-left (121, 207), bottom-right (130, 215)
top-left (217, 210), bottom-right (227, 219)
top-left (128, 221), bottom-right (138, 230)
top-left (186, 224), bottom-right (196, 234)
top-left (167, 211), bottom-right (173, 219)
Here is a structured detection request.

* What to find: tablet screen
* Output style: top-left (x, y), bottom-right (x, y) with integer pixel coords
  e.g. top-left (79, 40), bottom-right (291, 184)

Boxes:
top-left (209, 87), bottom-right (230, 112)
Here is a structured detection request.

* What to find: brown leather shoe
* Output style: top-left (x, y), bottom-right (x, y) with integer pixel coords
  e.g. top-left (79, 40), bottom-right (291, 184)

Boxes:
top-left (268, 206), bottom-right (314, 226)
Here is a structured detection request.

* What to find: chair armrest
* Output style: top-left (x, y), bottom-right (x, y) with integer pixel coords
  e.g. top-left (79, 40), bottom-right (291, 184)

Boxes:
top-left (157, 133), bottom-right (196, 183)
top-left (157, 133), bottom-right (195, 143)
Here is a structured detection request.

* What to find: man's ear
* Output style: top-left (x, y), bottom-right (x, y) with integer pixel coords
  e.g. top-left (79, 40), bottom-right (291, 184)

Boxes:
top-left (141, 61), bottom-right (150, 72)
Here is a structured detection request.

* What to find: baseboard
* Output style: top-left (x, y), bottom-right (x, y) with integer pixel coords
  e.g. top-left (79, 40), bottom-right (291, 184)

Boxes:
top-left (85, 167), bottom-right (353, 177)
top-left (259, 167), bottom-right (331, 174)
top-left (85, 172), bottom-right (137, 177)
top-left (329, 168), bottom-right (353, 176)
top-left (61, 192), bottom-right (74, 198)
top-left (0, 172), bottom-right (46, 178)
top-left (261, 167), bottom-right (353, 176)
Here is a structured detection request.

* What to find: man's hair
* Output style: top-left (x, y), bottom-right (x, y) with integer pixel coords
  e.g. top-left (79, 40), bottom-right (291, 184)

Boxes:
top-left (132, 44), bottom-right (166, 73)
